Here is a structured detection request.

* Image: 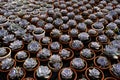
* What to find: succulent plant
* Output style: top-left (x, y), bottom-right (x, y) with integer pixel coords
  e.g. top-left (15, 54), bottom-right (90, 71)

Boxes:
top-left (90, 42), bottom-right (101, 50)
top-left (41, 37), bottom-right (51, 44)
top-left (23, 33), bottom-right (34, 43)
top-left (1, 58), bottom-right (14, 70)
top-left (7, 23), bottom-right (21, 32)
top-left (0, 29), bottom-right (8, 38)
top-left (69, 28), bottom-right (79, 37)
top-left (59, 49), bottom-right (71, 59)
top-left (53, 18), bottom-right (63, 27)
top-left (67, 19), bottom-right (77, 28)
top-left (60, 34), bottom-right (71, 42)
top-left (0, 16), bottom-right (6, 24)
top-left (44, 23), bottom-right (54, 30)
top-left (111, 63), bottom-right (120, 78)
top-left (104, 44), bottom-right (120, 59)
top-left (27, 41), bottom-right (41, 52)
top-left (93, 22), bottom-right (104, 29)
top-left (106, 22), bottom-right (119, 32)
top-left (61, 68), bottom-right (73, 79)
top-left (37, 48), bottom-right (51, 59)
top-left (37, 20), bottom-right (45, 27)
top-left (96, 56), bottom-right (109, 67)
top-left (34, 28), bottom-right (44, 34)
top-left (76, 23), bottom-right (87, 31)
top-left (51, 29), bottom-right (62, 37)
top-left (14, 28), bottom-right (26, 37)
top-left (16, 51), bottom-right (28, 60)
top-left (78, 32), bottom-right (90, 41)
top-left (50, 42), bottom-right (61, 50)
top-left (9, 67), bottom-right (24, 79)
top-left (111, 40), bottom-right (120, 49)
top-left (36, 66), bottom-right (51, 78)
top-left (105, 29), bottom-right (115, 37)
top-left (88, 68), bottom-right (100, 79)
top-left (49, 54), bottom-right (61, 63)
top-left (71, 58), bottom-right (85, 69)
top-left (26, 25), bottom-right (36, 32)
top-left (0, 47), bottom-right (7, 57)
top-left (60, 24), bottom-right (69, 30)
top-left (98, 35), bottom-right (108, 42)
top-left (71, 40), bottom-right (83, 49)
top-left (9, 40), bottom-right (23, 50)
top-left (81, 48), bottom-right (93, 59)
top-left (88, 29), bottom-right (97, 35)
top-left (23, 58), bottom-right (37, 69)
top-left (3, 34), bottom-right (16, 44)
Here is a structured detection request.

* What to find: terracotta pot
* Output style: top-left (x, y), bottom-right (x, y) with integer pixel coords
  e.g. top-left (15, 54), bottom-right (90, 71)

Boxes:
top-left (88, 42), bottom-right (103, 53)
top-left (59, 24), bottom-right (70, 33)
top-left (7, 67), bottom-right (26, 80)
top-left (59, 35), bottom-right (72, 45)
top-left (14, 50), bottom-right (30, 62)
top-left (48, 61), bottom-right (63, 72)
top-left (104, 77), bottom-right (117, 80)
top-left (88, 29), bottom-right (98, 37)
top-left (39, 37), bottom-right (52, 46)
top-left (96, 36), bottom-right (110, 45)
top-left (0, 58), bottom-right (16, 72)
top-left (70, 58), bottom-right (87, 72)
top-left (59, 48), bottom-right (74, 60)
top-left (85, 67), bottom-right (104, 80)
top-left (33, 68), bottom-right (52, 80)
top-left (48, 42), bottom-right (62, 53)
top-left (69, 40), bottom-right (84, 51)
top-left (32, 29), bottom-right (45, 41)
top-left (94, 56), bottom-right (111, 70)
top-left (80, 49), bottom-right (95, 61)
top-left (22, 77), bottom-right (35, 80)
top-left (91, 24), bottom-right (104, 34)
top-left (23, 58), bottom-right (40, 71)
top-left (58, 67), bottom-right (77, 80)
top-left (0, 47), bottom-right (11, 61)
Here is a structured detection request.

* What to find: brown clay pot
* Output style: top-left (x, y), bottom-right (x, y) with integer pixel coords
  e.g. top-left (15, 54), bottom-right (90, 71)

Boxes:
top-left (96, 36), bottom-right (110, 45)
top-left (23, 58), bottom-right (40, 71)
top-left (39, 37), bottom-right (52, 46)
top-left (58, 67), bottom-right (77, 80)
top-left (94, 56), bottom-right (111, 70)
top-left (80, 49), bottom-right (96, 61)
top-left (85, 67), bottom-right (104, 80)
top-left (14, 50), bottom-right (30, 62)
top-left (59, 35), bottom-right (72, 45)
top-left (70, 58), bottom-right (87, 72)
top-left (104, 77), bottom-right (117, 80)
top-left (7, 67), bottom-right (26, 80)
top-left (88, 29), bottom-right (98, 37)
top-left (59, 48), bottom-right (74, 60)
top-left (22, 77), bottom-right (35, 80)
top-left (0, 58), bottom-right (16, 72)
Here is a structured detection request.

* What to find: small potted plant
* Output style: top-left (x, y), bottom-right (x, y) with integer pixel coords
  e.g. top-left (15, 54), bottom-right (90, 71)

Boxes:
top-left (23, 58), bottom-right (40, 71)
top-left (0, 47), bottom-right (11, 61)
top-left (9, 40), bottom-right (24, 52)
top-left (34, 65), bottom-right (52, 80)
top-left (44, 23), bottom-right (54, 32)
top-left (59, 24), bottom-right (69, 33)
top-left (104, 44), bottom-right (119, 59)
top-left (0, 29), bottom-right (8, 39)
top-left (104, 77), bottom-right (117, 80)
top-left (14, 50), bottom-right (30, 62)
top-left (39, 37), bottom-right (52, 46)
top-left (14, 28), bottom-right (26, 38)
top-left (59, 34), bottom-right (71, 44)
top-left (109, 63), bottom-right (120, 79)
top-left (58, 67), bottom-right (77, 80)
top-left (48, 54), bottom-right (63, 72)
top-left (27, 40), bottom-right (42, 53)
top-left (68, 28), bottom-right (79, 38)
top-left (80, 48), bottom-right (95, 61)
top-left (69, 40), bottom-right (84, 51)
top-left (88, 29), bottom-right (98, 37)
top-left (22, 33), bottom-right (34, 44)
top-left (111, 40), bottom-right (120, 50)
top-left (85, 67), bottom-right (104, 80)
top-left (53, 18), bottom-right (63, 27)
top-left (88, 42), bottom-right (103, 53)
top-left (0, 58), bottom-right (16, 72)
top-left (32, 28), bottom-right (45, 41)
top-left (59, 48), bottom-right (74, 60)
top-left (67, 19), bottom-right (77, 28)
top-left (92, 22), bottom-right (104, 34)
top-left (76, 22), bottom-right (87, 32)
top-left (70, 58), bottom-right (87, 72)
top-left (78, 32), bottom-right (91, 43)
top-left (94, 56), bottom-right (110, 70)
top-left (104, 29), bottom-right (115, 39)
top-left (48, 41), bottom-right (62, 53)
top-left (26, 25), bottom-right (36, 33)
top-left (37, 48), bottom-right (52, 61)
top-left (50, 28), bottom-right (62, 38)
top-left (96, 34), bottom-right (110, 45)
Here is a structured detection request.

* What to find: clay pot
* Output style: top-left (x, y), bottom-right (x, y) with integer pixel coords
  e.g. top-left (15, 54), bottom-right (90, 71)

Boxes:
top-left (85, 67), bottom-right (104, 80)
top-left (58, 67), bottom-right (77, 80)
top-left (59, 35), bottom-right (72, 44)
top-left (94, 56), bottom-right (111, 70)
top-left (80, 49), bottom-right (95, 61)
top-left (59, 48), bottom-right (74, 60)
top-left (22, 77), bottom-right (35, 80)
top-left (0, 47), bottom-right (11, 61)
top-left (104, 77), bottom-right (117, 80)
top-left (96, 36), bottom-right (110, 45)
top-left (0, 58), bottom-right (16, 72)
top-left (39, 37), bottom-right (52, 46)
top-left (14, 50), bottom-right (30, 62)
top-left (23, 58), bottom-right (40, 71)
